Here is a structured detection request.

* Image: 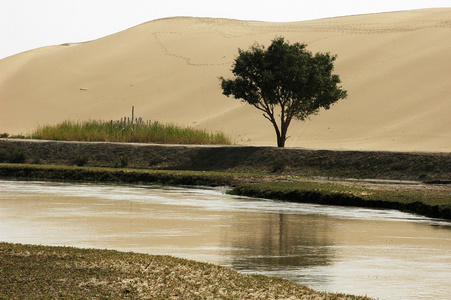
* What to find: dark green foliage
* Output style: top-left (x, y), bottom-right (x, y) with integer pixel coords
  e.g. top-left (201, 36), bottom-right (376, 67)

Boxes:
top-left (0, 133), bottom-right (9, 138)
top-left (9, 134), bottom-right (26, 139)
top-left (8, 150), bottom-right (27, 163)
top-left (74, 154), bottom-right (90, 166)
top-left (0, 150), bottom-right (7, 163)
top-left (220, 37), bottom-right (347, 147)
top-left (120, 155), bottom-right (129, 168)
top-left (271, 157), bottom-right (287, 173)
top-left (114, 155), bottom-right (129, 168)
top-left (0, 145), bottom-right (27, 163)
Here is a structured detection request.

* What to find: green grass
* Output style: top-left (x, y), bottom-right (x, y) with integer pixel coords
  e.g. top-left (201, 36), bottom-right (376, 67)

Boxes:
top-left (232, 181), bottom-right (450, 206)
top-left (30, 119), bottom-right (232, 145)
top-left (0, 163), bottom-right (250, 187)
top-left (230, 181), bottom-right (451, 219)
top-left (0, 242), bottom-right (373, 299)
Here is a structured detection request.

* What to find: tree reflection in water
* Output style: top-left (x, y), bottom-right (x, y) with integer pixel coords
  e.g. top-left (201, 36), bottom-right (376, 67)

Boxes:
top-left (220, 213), bottom-right (335, 275)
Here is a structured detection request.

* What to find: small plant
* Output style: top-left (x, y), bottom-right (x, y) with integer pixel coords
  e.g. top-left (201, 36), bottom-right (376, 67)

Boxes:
top-left (148, 158), bottom-right (161, 167)
top-left (0, 149), bottom-right (8, 163)
top-left (0, 133), bottom-right (9, 138)
top-left (0, 145), bottom-right (27, 163)
top-left (114, 155), bottom-right (129, 168)
top-left (120, 155), bottom-right (129, 167)
top-left (9, 150), bottom-right (28, 163)
top-left (74, 154), bottom-right (90, 167)
top-left (9, 134), bottom-right (26, 139)
top-left (271, 158), bottom-right (287, 173)
top-left (32, 157), bottom-right (43, 165)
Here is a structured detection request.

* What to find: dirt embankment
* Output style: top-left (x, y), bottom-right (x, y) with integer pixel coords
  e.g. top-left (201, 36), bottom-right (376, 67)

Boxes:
top-left (1, 139), bottom-right (450, 182)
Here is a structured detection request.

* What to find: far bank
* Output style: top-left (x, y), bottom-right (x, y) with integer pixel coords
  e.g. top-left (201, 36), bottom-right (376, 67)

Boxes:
top-left (1, 139), bottom-right (450, 182)
top-left (1, 163), bottom-right (450, 220)
top-left (1, 139), bottom-right (450, 220)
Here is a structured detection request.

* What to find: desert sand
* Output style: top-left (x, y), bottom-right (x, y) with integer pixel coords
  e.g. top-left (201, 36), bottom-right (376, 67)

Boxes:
top-left (0, 8), bottom-right (450, 152)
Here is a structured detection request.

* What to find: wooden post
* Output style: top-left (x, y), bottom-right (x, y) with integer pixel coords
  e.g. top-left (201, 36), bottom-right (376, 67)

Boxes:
top-left (131, 106), bottom-right (134, 126)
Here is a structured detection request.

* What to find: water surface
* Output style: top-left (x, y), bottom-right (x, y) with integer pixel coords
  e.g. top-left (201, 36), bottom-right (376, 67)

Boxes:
top-left (1, 180), bottom-right (450, 299)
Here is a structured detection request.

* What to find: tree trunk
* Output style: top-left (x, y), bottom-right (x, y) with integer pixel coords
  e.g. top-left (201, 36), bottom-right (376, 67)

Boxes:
top-left (271, 115), bottom-right (289, 147)
top-left (277, 136), bottom-right (286, 147)
top-left (277, 119), bottom-right (290, 148)
top-left (271, 121), bottom-right (286, 148)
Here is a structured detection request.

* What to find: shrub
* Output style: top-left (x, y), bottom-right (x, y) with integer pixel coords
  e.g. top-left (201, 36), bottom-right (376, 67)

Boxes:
top-left (114, 155), bottom-right (129, 168)
top-left (74, 154), bottom-right (90, 167)
top-left (9, 150), bottom-right (28, 163)
top-left (0, 150), bottom-right (7, 163)
top-left (271, 158), bottom-right (287, 173)
top-left (0, 145), bottom-right (28, 163)
top-left (120, 156), bottom-right (129, 168)
top-left (9, 134), bottom-right (26, 139)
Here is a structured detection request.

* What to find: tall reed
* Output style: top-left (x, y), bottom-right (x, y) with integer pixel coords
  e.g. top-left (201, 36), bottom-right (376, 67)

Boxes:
top-left (30, 120), bottom-right (232, 145)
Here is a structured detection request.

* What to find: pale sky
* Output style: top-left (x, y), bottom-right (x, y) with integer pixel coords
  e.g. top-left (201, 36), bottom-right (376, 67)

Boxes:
top-left (1, 0), bottom-right (450, 59)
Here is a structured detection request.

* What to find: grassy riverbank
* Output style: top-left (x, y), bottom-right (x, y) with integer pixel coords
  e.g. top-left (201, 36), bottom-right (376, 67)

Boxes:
top-left (0, 243), bottom-right (372, 299)
top-left (1, 163), bottom-right (450, 220)
top-left (230, 181), bottom-right (451, 220)
top-left (1, 139), bottom-right (450, 182)
top-left (0, 163), bottom-right (242, 186)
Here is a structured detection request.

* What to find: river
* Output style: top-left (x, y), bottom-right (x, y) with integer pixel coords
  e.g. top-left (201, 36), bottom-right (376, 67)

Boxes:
top-left (1, 180), bottom-right (450, 299)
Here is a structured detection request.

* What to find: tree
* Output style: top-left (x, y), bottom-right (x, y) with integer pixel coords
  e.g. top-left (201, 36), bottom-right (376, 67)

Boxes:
top-left (220, 37), bottom-right (347, 147)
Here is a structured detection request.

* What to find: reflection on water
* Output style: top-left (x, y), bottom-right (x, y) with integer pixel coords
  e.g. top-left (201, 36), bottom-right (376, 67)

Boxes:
top-left (1, 180), bottom-right (450, 300)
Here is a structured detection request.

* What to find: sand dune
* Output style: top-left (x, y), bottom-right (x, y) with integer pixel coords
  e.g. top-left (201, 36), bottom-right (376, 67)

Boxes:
top-left (1, 8), bottom-right (450, 151)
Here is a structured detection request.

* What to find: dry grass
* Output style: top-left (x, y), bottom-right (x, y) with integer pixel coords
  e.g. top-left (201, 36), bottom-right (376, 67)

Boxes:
top-left (0, 243), bottom-right (373, 299)
top-left (30, 119), bottom-right (232, 145)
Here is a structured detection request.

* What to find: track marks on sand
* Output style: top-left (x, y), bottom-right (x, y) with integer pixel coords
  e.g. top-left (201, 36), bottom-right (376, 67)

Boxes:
top-left (152, 32), bottom-right (232, 67)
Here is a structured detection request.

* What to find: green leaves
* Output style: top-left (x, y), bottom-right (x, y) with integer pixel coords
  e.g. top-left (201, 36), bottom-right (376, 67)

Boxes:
top-left (220, 36), bottom-right (347, 147)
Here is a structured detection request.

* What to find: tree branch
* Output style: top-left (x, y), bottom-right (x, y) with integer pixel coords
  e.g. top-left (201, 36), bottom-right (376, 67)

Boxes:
top-left (262, 113), bottom-right (272, 122)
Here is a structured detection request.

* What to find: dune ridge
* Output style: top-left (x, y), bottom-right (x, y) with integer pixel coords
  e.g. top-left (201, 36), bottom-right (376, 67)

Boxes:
top-left (1, 8), bottom-right (450, 151)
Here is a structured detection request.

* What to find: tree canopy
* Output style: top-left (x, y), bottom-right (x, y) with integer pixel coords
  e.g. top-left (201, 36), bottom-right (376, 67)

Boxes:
top-left (220, 37), bottom-right (347, 147)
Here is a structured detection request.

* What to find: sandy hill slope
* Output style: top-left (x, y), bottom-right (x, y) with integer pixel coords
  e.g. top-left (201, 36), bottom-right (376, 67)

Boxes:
top-left (1, 8), bottom-right (450, 152)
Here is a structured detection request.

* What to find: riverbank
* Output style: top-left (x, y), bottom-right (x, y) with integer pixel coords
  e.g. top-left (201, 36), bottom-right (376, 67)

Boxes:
top-left (1, 139), bottom-right (450, 182)
top-left (0, 242), bottom-right (373, 299)
top-left (230, 181), bottom-right (451, 220)
top-left (1, 163), bottom-right (450, 220)
top-left (1, 138), bottom-right (450, 220)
